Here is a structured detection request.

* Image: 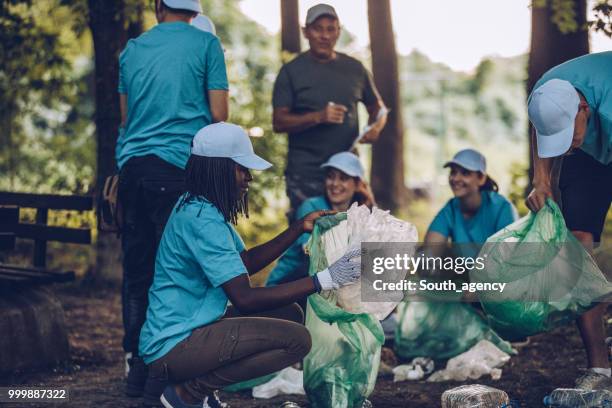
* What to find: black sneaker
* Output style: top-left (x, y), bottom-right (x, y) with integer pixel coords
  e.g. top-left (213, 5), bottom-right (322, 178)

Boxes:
top-left (125, 355), bottom-right (148, 397)
top-left (143, 374), bottom-right (168, 407)
top-left (202, 390), bottom-right (229, 408)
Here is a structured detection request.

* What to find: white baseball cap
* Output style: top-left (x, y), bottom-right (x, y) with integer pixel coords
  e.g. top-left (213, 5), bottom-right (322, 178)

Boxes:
top-left (191, 123), bottom-right (272, 170)
top-left (444, 149), bottom-right (487, 173)
top-left (528, 79), bottom-right (580, 158)
top-left (305, 3), bottom-right (338, 25)
top-left (161, 0), bottom-right (202, 13)
top-left (321, 152), bottom-right (365, 179)
top-left (192, 14), bottom-right (216, 34)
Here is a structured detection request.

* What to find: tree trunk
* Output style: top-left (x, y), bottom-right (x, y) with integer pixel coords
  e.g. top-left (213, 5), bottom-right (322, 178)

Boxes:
top-left (526, 0), bottom-right (589, 193)
top-left (367, 0), bottom-right (407, 213)
top-left (280, 0), bottom-right (300, 59)
top-left (88, 0), bottom-right (142, 285)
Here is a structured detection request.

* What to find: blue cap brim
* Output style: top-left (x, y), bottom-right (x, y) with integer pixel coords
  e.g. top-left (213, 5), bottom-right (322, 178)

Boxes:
top-left (443, 160), bottom-right (484, 173)
top-left (233, 154), bottom-right (272, 171)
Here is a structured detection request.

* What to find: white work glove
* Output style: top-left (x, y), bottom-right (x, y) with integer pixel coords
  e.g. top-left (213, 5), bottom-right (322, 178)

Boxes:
top-left (315, 248), bottom-right (362, 290)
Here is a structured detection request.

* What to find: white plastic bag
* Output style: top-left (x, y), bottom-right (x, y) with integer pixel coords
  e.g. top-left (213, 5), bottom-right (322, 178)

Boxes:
top-left (320, 203), bottom-right (418, 320)
top-left (252, 367), bottom-right (305, 399)
top-left (427, 340), bottom-right (511, 382)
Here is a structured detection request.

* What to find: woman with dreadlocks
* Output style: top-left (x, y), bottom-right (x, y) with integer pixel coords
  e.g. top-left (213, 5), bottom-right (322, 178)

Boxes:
top-left (138, 122), bottom-right (361, 408)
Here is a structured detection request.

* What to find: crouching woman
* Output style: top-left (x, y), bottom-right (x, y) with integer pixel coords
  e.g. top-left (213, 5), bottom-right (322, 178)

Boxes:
top-left (139, 123), bottom-right (360, 408)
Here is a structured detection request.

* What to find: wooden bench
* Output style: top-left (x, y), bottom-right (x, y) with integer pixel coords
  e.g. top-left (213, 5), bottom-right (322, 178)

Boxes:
top-left (0, 191), bottom-right (93, 288)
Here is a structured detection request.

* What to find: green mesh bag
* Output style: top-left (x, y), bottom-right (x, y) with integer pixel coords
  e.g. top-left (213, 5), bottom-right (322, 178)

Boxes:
top-left (471, 199), bottom-right (612, 340)
top-left (394, 299), bottom-right (514, 360)
top-left (303, 213), bottom-right (384, 408)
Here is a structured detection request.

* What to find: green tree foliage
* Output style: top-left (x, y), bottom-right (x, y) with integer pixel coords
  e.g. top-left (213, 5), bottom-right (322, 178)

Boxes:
top-left (533, 0), bottom-right (612, 36)
top-left (0, 0), bottom-right (94, 193)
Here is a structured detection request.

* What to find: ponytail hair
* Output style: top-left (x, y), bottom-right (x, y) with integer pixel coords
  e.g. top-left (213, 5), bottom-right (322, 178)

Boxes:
top-left (480, 175), bottom-right (499, 192)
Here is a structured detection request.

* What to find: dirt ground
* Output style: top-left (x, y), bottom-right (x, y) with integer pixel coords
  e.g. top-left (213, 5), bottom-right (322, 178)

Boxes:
top-left (1, 285), bottom-right (610, 408)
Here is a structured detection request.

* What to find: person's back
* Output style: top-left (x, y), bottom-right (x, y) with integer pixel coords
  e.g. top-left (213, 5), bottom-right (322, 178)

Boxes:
top-left (532, 51), bottom-right (612, 165)
top-left (116, 1), bottom-right (229, 402)
top-left (117, 22), bottom-right (227, 169)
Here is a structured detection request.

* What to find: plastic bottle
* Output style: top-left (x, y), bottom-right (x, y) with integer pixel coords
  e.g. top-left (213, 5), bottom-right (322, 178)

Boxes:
top-left (543, 388), bottom-right (612, 407)
top-left (441, 384), bottom-right (510, 408)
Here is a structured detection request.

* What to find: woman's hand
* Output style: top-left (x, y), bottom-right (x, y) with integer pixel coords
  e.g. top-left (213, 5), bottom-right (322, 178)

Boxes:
top-left (315, 248), bottom-right (362, 290)
top-left (300, 210), bottom-right (336, 233)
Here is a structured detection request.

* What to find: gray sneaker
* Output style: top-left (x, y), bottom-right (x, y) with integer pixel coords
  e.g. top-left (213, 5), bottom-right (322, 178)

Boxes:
top-left (575, 370), bottom-right (612, 391)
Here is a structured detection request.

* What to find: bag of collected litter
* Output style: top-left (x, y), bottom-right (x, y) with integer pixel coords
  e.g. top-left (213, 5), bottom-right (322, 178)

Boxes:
top-left (319, 203), bottom-right (418, 320)
top-left (303, 212), bottom-right (385, 408)
top-left (394, 299), bottom-right (514, 360)
top-left (471, 199), bottom-right (612, 340)
top-left (441, 384), bottom-right (511, 408)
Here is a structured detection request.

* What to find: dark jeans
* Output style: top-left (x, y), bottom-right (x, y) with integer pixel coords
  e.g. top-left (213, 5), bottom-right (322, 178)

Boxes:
top-left (149, 303), bottom-right (310, 400)
top-left (118, 155), bottom-right (185, 354)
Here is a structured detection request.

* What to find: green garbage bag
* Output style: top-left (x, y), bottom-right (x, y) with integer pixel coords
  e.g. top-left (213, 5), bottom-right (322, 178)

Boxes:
top-left (223, 373), bottom-right (276, 392)
top-left (394, 299), bottom-right (514, 360)
top-left (471, 199), bottom-right (612, 340)
top-left (303, 213), bottom-right (384, 408)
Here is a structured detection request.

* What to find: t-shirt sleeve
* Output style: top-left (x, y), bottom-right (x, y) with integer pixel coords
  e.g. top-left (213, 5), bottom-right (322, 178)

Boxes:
top-left (118, 45), bottom-right (130, 94)
top-left (361, 64), bottom-right (381, 107)
top-left (192, 220), bottom-right (247, 287)
top-left (428, 203), bottom-right (452, 238)
top-left (272, 65), bottom-right (293, 109)
top-left (495, 201), bottom-right (518, 232)
top-left (205, 37), bottom-right (229, 90)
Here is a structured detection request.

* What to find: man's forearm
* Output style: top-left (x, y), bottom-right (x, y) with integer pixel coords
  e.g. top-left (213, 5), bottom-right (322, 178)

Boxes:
top-left (273, 110), bottom-right (322, 133)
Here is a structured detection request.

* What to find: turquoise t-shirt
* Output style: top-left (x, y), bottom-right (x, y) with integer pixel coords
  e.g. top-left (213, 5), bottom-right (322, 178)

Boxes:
top-left (428, 191), bottom-right (518, 257)
top-left (532, 51), bottom-right (612, 165)
top-left (139, 195), bottom-right (247, 364)
top-left (266, 196), bottom-right (330, 286)
top-left (116, 22), bottom-right (228, 170)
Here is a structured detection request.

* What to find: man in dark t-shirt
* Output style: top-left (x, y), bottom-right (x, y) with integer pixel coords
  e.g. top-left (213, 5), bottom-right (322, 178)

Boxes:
top-left (272, 3), bottom-right (387, 220)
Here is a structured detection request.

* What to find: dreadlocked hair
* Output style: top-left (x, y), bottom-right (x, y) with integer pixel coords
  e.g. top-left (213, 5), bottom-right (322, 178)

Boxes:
top-left (178, 155), bottom-right (249, 225)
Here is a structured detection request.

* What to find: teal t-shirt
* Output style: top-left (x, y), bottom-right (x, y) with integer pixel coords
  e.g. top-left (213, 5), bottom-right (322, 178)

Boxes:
top-left (532, 51), bottom-right (612, 165)
top-left (266, 196), bottom-right (330, 286)
top-left (117, 22), bottom-right (228, 170)
top-left (428, 191), bottom-right (518, 257)
top-left (139, 195), bottom-right (247, 364)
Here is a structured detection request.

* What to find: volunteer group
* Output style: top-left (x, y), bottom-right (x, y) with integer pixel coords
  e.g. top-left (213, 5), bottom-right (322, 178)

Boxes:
top-left (115, 1), bottom-right (612, 407)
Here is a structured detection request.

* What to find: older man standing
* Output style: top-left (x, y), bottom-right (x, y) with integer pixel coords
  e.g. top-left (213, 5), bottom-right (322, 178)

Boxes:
top-left (272, 3), bottom-right (387, 220)
top-left (527, 51), bottom-right (612, 390)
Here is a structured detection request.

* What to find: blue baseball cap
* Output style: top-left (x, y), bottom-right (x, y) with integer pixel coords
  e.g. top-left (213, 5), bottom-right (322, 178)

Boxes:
top-left (444, 149), bottom-right (487, 173)
top-left (191, 123), bottom-right (272, 170)
top-left (321, 152), bottom-right (365, 179)
top-left (528, 79), bottom-right (579, 158)
top-left (161, 0), bottom-right (202, 13)
top-left (192, 14), bottom-right (216, 34)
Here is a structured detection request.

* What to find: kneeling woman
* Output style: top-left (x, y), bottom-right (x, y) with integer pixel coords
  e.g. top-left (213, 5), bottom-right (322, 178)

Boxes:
top-left (266, 151), bottom-right (374, 286)
top-left (139, 123), bottom-right (360, 408)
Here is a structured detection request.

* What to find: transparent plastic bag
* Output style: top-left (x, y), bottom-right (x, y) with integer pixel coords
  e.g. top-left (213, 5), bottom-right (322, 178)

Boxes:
top-left (318, 203), bottom-right (418, 320)
top-left (427, 340), bottom-right (510, 382)
top-left (395, 300), bottom-right (514, 360)
top-left (303, 213), bottom-right (384, 408)
top-left (471, 199), bottom-right (612, 339)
